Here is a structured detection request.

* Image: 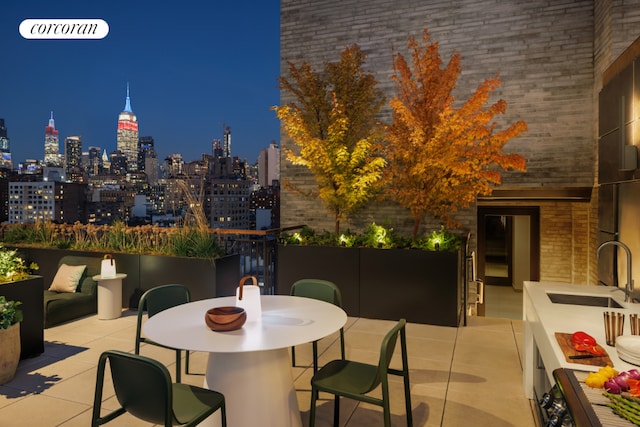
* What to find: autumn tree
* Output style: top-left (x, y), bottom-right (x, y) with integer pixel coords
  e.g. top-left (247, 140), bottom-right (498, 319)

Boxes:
top-left (274, 45), bottom-right (386, 234)
top-left (386, 29), bottom-right (528, 238)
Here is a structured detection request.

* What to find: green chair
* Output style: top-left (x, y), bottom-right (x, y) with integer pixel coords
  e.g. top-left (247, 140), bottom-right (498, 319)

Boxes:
top-left (92, 350), bottom-right (226, 427)
top-left (135, 284), bottom-right (193, 383)
top-left (290, 279), bottom-right (346, 373)
top-left (309, 319), bottom-right (412, 427)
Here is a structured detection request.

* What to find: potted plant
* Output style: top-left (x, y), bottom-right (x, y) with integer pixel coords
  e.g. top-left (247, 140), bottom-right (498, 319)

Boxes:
top-left (0, 296), bottom-right (23, 384)
top-left (0, 245), bottom-right (43, 358)
top-left (0, 245), bottom-right (39, 283)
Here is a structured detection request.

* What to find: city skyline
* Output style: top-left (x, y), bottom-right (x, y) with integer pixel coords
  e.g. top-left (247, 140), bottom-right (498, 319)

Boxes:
top-left (0, 1), bottom-right (280, 165)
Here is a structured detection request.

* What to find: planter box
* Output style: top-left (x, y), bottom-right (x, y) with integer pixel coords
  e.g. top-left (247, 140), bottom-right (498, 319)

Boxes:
top-left (359, 247), bottom-right (463, 326)
top-left (276, 244), bottom-right (463, 327)
top-left (12, 247), bottom-right (240, 308)
top-left (275, 245), bottom-right (360, 316)
top-left (0, 276), bottom-right (44, 359)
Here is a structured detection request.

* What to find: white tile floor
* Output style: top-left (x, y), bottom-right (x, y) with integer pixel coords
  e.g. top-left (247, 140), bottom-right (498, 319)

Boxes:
top-left (0, 308), bottom-right (536, 426)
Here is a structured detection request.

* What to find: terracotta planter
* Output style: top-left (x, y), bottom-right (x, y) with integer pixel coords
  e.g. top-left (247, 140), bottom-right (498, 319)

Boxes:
top-left (0, 323), bottom-right (21, 385)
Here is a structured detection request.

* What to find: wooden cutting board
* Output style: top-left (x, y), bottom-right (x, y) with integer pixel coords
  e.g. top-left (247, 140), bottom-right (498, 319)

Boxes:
top-left (555, 332), bottom-right (614, 367)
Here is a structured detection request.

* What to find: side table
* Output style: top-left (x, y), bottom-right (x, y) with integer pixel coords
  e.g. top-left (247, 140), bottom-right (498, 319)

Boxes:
top-left (93, 274), bottom-right (127, 320)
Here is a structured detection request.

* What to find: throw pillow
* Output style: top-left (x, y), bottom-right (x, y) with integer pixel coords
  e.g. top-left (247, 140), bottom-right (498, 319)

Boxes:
top-left (48, 264), bottom-right (87, 293)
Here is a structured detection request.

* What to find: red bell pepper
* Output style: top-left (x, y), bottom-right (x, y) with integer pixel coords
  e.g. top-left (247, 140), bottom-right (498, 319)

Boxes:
top-left (572, 331), bottom-right (597, 346)
top-left (571, 331), bottom-right (605, 355)
top-left (573, 342), bottom-right (606, 354)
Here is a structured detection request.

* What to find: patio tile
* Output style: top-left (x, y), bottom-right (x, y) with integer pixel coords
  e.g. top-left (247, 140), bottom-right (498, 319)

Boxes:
top-left (0, 312), bottom-right (535, 426)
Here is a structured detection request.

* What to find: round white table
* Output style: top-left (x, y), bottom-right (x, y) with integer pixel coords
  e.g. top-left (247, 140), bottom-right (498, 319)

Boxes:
top-left (142, 295), bottom-right (347, 427)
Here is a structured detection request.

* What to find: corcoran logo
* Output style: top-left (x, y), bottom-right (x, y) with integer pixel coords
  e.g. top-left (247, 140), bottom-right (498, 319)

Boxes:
top-left (19, 19), bottom-right (109, 40)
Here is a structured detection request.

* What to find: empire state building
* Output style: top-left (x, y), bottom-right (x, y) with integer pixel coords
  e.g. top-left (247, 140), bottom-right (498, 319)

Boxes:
top-left (44, 111), bottom-right (61, 166)
top-left (116, 83), bottom-right (139, 172)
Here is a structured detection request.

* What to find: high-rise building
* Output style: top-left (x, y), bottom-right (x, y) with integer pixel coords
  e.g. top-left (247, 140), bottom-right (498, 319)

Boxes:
top-left (8, 181), bottom-right (87, 224)
top-left (116, 83), bottom-right (139, 172)
top-left (165, 153), bottom-right (184, 178)
top-left (212, 138), bottom-right (223, 157)
top-left (207, 179), bottom-right (251, 229)
top-left (138, 136), bottom-right (154, 172)
top-left (0, 118), bottom-right (12, 169)
top-left (65, 136), bottom-right (83, 183)
top-left (87, 146), bottom-right (102, 176)
top-left (223, 125), bottom-right (231, 158)
top-left (44, 112), bottom-right (61, 166)
top-left (144, 149), bottom-right (159, 184)
top-left (109, 150), bottom-right (127, 176)
top-left (257, 141), bottom-right (280, 187)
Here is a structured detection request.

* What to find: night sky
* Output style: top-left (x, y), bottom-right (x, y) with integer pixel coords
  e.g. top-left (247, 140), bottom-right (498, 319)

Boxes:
top-left (0, 1), bottom-right (280, 165)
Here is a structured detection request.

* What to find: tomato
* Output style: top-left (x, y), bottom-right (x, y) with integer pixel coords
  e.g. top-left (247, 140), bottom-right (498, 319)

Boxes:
top-left (572, 331), bottom-right (597, 346)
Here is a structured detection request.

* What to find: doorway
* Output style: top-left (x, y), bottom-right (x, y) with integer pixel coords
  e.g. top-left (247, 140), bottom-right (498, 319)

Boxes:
top-left (476, 206), bottom-right (540, 318)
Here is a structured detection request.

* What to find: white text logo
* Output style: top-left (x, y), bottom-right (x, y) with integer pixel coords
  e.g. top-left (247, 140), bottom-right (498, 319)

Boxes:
top-left (19, 19), bottom-right (109, 40)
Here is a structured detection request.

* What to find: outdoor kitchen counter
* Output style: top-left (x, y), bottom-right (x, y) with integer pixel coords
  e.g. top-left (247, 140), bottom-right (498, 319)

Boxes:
top-left (523, 281), bottom-right (640, 400)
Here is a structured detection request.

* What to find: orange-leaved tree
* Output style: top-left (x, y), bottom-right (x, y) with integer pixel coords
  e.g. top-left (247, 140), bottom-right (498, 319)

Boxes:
top-left (274, 45), bottom-right (386, 234)
top-left (386, 29), bottom-right (528, 238)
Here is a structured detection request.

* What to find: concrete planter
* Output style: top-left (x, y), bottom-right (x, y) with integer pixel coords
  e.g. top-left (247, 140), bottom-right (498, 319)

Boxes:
top-left (0, 323), bottom-right (20, 384)
top-left (276, 244), bottom-right (464, 326)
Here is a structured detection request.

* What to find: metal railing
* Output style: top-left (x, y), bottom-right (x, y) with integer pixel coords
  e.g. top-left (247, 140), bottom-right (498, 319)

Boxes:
top-left (211, 225), bottom-right (304, 295)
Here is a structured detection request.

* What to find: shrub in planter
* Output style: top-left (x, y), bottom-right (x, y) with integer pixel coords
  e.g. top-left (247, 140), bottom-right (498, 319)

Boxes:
top-left (0, 245), bottom-right (39, 283)
top-left (278, 223), bottom-right (466, 326)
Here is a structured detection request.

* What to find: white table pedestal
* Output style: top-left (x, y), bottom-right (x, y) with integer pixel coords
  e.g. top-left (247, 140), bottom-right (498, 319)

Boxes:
top-left (202, 348), bottom-right (301, 427)
top-left (93, 274), bottom-right (126, 320)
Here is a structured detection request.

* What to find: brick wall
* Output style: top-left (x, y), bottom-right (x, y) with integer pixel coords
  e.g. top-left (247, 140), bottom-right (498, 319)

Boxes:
top-left (280, 0), bottom-right (640, 284)
top-left (281, 0), bottom-right (595, 234)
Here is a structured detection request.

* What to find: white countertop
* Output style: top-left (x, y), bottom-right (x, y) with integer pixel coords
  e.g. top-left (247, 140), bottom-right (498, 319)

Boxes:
top-left (523, 281), bottom-right (640, 398)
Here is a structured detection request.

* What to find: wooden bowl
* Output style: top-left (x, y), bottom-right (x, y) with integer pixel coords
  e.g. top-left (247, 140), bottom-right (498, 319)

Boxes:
top-left (205, 306), bottom-right (246, 332)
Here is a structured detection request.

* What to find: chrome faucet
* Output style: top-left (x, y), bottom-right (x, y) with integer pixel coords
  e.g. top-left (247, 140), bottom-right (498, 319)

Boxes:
top-left (597, 240), bottom-right (634, 302)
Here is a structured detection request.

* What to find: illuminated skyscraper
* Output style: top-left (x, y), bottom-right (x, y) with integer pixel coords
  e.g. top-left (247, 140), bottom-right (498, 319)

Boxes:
top-left (44, 111), bottom-right (61, 166)
top-left (223, 125), bottom-right (231, 158)
top-left (65, 136), bottom-right (83, 183)
top-left (116, 83), bottom-right (139, 172)
top-left (0, 118), bottom-right (12, 169)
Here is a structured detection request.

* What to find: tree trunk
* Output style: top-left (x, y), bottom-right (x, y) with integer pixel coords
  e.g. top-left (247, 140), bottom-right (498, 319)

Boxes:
top-left (412, 217), bottom-right (421, 240)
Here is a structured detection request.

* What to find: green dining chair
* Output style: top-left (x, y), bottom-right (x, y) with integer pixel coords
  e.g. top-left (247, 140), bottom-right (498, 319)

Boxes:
top-left (309, 318), bottom-right (412, 427)
top-left (92, 350), bottom-right (226, 427)
top-left (290, 279), bottom-right (346, 373)
top-left (135, 284), bottom-right (193, 383)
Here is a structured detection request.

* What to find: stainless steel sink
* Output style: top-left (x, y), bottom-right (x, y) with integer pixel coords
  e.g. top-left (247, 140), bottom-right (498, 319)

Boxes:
top-left (547, 292), bottom-right (623, 308)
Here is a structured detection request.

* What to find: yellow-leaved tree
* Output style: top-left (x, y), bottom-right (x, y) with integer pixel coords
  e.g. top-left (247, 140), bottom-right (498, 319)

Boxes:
top-left (386, 30), bottom-right (528, 238)
top-left (274, 45), bottom-right (387, 234)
